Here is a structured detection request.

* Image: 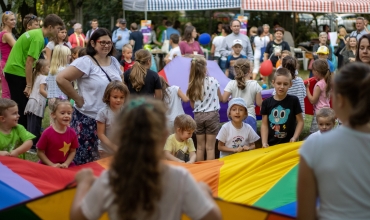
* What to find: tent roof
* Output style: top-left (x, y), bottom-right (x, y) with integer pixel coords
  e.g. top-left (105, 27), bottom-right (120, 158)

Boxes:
top-left (241, 0), bottom-right (333, 13)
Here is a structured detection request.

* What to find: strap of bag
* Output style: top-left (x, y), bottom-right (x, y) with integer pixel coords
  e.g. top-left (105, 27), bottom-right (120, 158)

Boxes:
top-left (90, 56), bottom-right (112, 82)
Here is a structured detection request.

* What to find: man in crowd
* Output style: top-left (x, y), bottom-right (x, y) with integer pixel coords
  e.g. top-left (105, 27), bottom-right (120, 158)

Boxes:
top-left (350, 17), bottom-right (368, 41)
top-left (219, 19), bottom-right (253, 62)
top-left (85, 19), bottom-right (99, 43)
top-left (112, 18), bottom-right (130, 61)
top-left (161, 20), bottom-right (180, 43)
top-left (129, 23), bottom-right (143, 59)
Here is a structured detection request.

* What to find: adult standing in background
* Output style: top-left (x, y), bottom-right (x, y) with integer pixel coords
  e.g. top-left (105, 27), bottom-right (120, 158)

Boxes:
top-left (67, 19), bottom-right (77, 36)
top-left (57, 28), bottom-right (123, 165)
top-left (112, 19), bottom-right (130, 61)
top-left (219, 19), bottom-right (254, 62)
top-left (4, 14), bottom-right (64, 127)
top-left (129, 23), bottom-right (143, 59)
top-left (0, 11), bottom-right (16, 99)
top-left (211, 24), bottom-right (231, 65)
top-left (252, 27), bottom-right (270, 80)
top-left (262, 24), bottom-right (273, 41)
top-left (312, 32), bottom-right (333, 61)
top-left (335, 27), bottom-right (349, 69)
top-left (355, 34), bottom-right (370, 64)
top-left (173, 20), bottom-right (182, 35)
top-left (69, 23), bottom-right (85, 48)
top-left (85, 19), bottom-right (99, 44)
top-left (349, 17), bottom-right (368, 41)
top-left (179, 25), bottom-right (204, 56)
top-left (148, 21), bottom-right (162, 47)
top-left (342, 36), bottom-right (357, 65)
top-left (157, 17), bottom-right (167, 42)
top-left (161, 21), bottom-right (180, 43)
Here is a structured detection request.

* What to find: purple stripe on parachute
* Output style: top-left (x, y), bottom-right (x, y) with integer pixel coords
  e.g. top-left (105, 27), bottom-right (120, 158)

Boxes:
top-left (164, 57), bottom-right (273, 122)
top-left (0, 162), bottom-right (43, 199)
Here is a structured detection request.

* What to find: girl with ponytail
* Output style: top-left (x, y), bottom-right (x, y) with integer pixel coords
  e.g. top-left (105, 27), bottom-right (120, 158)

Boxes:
top-left (71, 97), bottom-right (221, 220)
top-left (221, 58), bottom-right (263, 132)
top-left (124, 49), bottom-right (162, 99)
top-left (306, 59), bottom-right (332, 133)
top-left (298, 62), bottom-right (370, 219)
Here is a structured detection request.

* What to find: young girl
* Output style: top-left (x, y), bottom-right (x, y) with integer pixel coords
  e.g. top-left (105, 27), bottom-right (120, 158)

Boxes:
top-left (46, 45), bottom-right (71, 112)
top-left (186, 56), bottom-right (222, 161)
top-left (217, 98), bottom-right (260, 158)
top-left (306, 59), bottom-right (331, 133)
top-left (273, 56), bottom-right (306, 118)
top-left (24, 59), bottom-right (49, 149)
top-left (298, 62), bottom-right (370, 219)
top-left (96, 80), bottom-right (129, 158)
top-left (159, 76), bottom-right (189, 133)
top-left (36, 99), bottom-right (78, 168)
top-left (221, 59), bottom-right (262, 132)
top-left (70, 97), bottom-right (221, 220)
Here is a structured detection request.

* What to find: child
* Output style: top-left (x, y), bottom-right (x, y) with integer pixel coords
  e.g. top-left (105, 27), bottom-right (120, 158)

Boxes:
top-left (308, 107), bottom-right (336, 139)
top-left (70, 97), bottom-right (221, 220)
top-left (0, 98), bottom-right (35, 158)
top-left (46, 45), bottom-right (71, 109)
top-left (164, 114), bottom-right (197, 163)
top-left (119, 44), bottom-right (134, 72)
top-left (159, 76), bottom-right (189, 133)
top-left (222, 59), bottom-right (263, 132)
top-left (316, 46), bottom-right (334, 73)
top-left (225, 39), bottom-right (247, 79)
top-left (71, 46), bottom-right (82, 61)
top-left (186, 55), bottom-right (222, 161)
top-left (260, 68), bottom-right (304, 147)
top-left (275, 50), bottom-right (292, 68)
top-left (297, 62), bottom-right (370, 219)
top-left (24, 59), bottom-right (49, 150)
top-left (273, 56), bottom-right (306, 117)
top-left (164, 34), bottom-right (182, 64)
top-left (306, 59), bottom-right (332, 133)
top-left (96, 80), bottom-right (129, 158)
top-left (36, 99), bottom-right (78, 168)
top-left (23, 14), bottom-right (39, 31)
top-left (217, 98), bottom-right (260, 158)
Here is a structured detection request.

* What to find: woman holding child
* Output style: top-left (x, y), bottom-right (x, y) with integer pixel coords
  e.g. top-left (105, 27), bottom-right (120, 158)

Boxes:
top-left (57, 28), bottom-right (123, 165)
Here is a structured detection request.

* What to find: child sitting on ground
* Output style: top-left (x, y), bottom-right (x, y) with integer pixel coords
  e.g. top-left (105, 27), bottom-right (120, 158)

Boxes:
top-left (217, 98), bottom-right (260, 158)
top-left (260, 68), bottom-right (304, 147)
top-left (37, 99), bottom-right (78, 168)
top-left (120, 44), bottom-right (135, 72)
top-left (164, 34), bottom-right (182, 64)
top-left (225, 39), bottom-right (247, 79)
top-left (164, 114), bottom-right (197, 163)
top-left (96, 80), bottom-right (129, 158)
top-left (308, 107), bottom-right (336, 139)
top-left (0, 98), bottom-right (35, 158)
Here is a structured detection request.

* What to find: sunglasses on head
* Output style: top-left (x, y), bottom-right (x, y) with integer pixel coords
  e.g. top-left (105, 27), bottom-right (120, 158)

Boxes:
top-left (26, 15), bottom-right (37, 26)
top-left (4, 11), bottom-right (12, 15)
top-left (96, 40), bottom-right (113, 46)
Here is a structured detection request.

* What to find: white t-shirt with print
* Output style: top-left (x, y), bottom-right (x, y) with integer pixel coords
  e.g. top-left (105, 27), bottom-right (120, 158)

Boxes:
top-left (168, 46), bottom-right (182, 60)
top-left (216, 121), bottom-right (260, 158)
top-left (193, 76), bottom-right (220, 113)
top-left (165, 86), bottom-right (185, 122)
top-left (224, 80), bottom-right (262, 119)
top-left (212, 36), bottom-right (225, 57)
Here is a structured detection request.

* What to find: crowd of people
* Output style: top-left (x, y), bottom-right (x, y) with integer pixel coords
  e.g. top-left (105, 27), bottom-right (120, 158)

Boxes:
top-left (0, 11), bottom-right (369, 219)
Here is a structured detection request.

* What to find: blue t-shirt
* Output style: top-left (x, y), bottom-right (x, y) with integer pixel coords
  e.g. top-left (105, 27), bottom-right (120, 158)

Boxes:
top-left (327, 59), bottom-right (334, 73)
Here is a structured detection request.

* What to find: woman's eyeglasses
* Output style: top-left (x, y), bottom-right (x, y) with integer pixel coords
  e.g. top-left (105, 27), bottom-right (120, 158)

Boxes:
top-left (96, 40), bottom-right (113, 46)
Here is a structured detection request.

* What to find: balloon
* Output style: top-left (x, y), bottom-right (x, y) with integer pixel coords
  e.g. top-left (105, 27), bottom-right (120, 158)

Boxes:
top-left (199, 33), bottom-right (211, 45)
top-left (262, 84), bottom-right (267, 89)
top-left (260, 60), bottom-right (273, 76)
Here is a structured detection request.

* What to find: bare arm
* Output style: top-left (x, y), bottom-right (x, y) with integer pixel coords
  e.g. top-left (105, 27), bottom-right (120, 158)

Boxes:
top-left (164, 151), bottom-right (184, 163)
top-left (255, 92), bottom-right (263, 107)
top-left (297, 156), bottom-right (317, 220)
top-left (130, 39), bottom-right (135, 46)
top-left (45, 47), bottom-right (52, 61)
top-left (56, 66), bottom-right (84, 107)
top-left (187, 151), bottom-right (196, 164)
top-left (61, 148), bottom-right (76, 168)
top-left (3, 32), bottom-right (16, 47)
top-left (261, 115), bottom-right (269, 147)
top-left (306, 85), bottom-right (321, 105)
top-left (24, 56), bottom-right (35, 97)
top-left (190, 100), bottom-right (194, 109)
top-left (40, 83), bottom-right (47, 98)
top-left (37, 149), bottom-right (61, 167)
top-left (217, 88), bottom-right (222, 103)
top-left (225, 69), bottom-right (229, 77)
top-left (177, 89), bottom-right (189, 102)
top-left (221, 91), bottom-right (231, 103)
top-left (291, 113), bottom-right (304, 142)
top-left (154, 89), bottom-right (163, 100)
top-left (198, 183), bottom-right (222, 220)
top-left (96, 121), bottom-right (117, 152)
top-left (210, 43), bottom-right (215, 55)
top-left (10, 140), bottom-right (32, 157)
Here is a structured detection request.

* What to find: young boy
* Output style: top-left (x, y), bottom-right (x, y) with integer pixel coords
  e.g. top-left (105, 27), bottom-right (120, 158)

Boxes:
top-left (308, 107), bottom-right (336, 139)
top-left (275, 50), bottom-right (292, 68)
top-left (260, 68), bottom-right (304, 147)
top-left (0, 99), bottom-right (35, 158)
top-left (225, 39), bottom-right (247, 79)
top-left (164, 34), bottom-right (182, 64)
top-left (316, 46), bottom-right (334, 73)
top-left (217, 98), bottom-right (260, 158)
top-left (119, 44), bottom-right (135, 72)
top-left (23, 14), bottom-right (40, 31)
top-left (164, 114), bottom-right (197, 163)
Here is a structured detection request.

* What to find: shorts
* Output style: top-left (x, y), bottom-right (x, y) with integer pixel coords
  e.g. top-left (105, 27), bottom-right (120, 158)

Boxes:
top-left (194, 111), bottom-right (220, 135)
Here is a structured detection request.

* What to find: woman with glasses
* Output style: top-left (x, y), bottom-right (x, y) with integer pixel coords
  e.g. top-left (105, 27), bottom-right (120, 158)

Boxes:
top-left (69, 23), bottom-right (85, 48)
top-left (57, 28), bottom-right (123, 165)
top-left (0, 11), bottom-right (16, 99)
top-left (45, 26), bottom-right (72, 61)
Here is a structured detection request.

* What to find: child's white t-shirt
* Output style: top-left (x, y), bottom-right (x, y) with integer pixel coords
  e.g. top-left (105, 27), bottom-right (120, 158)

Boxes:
top-left (300, 126), bottom-right (370, 219)
top-left (216, 121), bottom-right (260, 158)
top-left (81, 166), bottom-right (215, 220)
top-left (95, 105), bottom-right (117, 154)
top-left (46, 66), bottom-right (68, 99)
top-left (193, 76), bottom-right (220, 113)
top-left (224, 80), bottom-right (262, 119)
top-left (168, 46), bottom-right (182, 60)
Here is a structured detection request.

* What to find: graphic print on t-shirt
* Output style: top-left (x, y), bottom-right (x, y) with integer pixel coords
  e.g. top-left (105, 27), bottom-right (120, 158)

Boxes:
top-left (232, 136), bottom-right (244, 148)
top-left (268, 105), bottom-right (291, 139)
top-left (174, 145), bottom-right (189, 162)
top-left (59, 142), bottom-right (71, 156)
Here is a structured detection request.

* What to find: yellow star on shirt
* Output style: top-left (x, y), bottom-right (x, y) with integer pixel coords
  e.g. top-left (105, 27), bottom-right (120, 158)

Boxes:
top-left (59, 142), bottom-right (71, 157)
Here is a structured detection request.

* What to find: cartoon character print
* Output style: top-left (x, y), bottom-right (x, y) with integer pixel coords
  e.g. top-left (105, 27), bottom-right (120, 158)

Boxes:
top-left (268, 105), bottom-right (290, 138)
top-left (231, 137), bottom-right (244, 149)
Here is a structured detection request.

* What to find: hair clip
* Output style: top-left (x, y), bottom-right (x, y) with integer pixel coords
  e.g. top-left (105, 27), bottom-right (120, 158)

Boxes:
top-left (127, 98), bottom-right (153, 111)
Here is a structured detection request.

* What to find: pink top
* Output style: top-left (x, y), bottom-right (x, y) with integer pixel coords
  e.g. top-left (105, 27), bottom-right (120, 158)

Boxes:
top-left (0, 31), bottom-right (12, 68)
top-left (68, 33), bottom-right (86, 48)
top-left (314, 79), bottom-right (330, 112)
top-left (179, 41), bottom-right (204, 55)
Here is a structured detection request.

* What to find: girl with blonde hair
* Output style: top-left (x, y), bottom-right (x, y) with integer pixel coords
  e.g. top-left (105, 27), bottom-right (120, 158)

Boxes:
top-left (123, 49), bottom-right (162, 98)
top-left (186, 55), bottom-right (222, 161)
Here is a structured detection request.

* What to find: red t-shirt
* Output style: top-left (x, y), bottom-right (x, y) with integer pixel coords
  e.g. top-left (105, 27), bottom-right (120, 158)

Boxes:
top-left (120, 59), bottom-right (135, 72)
top-left (37, 126), bottom-right (78, 166)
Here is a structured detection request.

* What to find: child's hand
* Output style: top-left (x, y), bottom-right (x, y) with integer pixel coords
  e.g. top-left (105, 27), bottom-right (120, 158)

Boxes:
top-left (234, 146), bottom-right (243, 153)
top-left (9, 150), bottom-right (19, 157)
top-left (0, 151), bottom-right (10, 156)
top-left (75, 169), bottom-right (96, 186)
top-left (242, 145), bottom-right (250, 151)
top-left (60, 163), bottom-right (69, 168)
top-left (186, 161), bottom-right (194, 164)
top-left (262, 143), bottom-right (269, 148)
top-left (306, 81), bottom-right (310, 87)
top-left (290, 137), bottom-right (297, 142)
top-left (52, 163), bottom-right (62, 168)
top-left (177, 160), bottom-right (185, 163)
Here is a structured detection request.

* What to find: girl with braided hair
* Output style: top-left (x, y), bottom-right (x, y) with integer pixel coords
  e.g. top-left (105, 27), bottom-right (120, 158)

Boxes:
top-left (221, 58), bottom-right (263, 132)
top-left (123, 49), bottom-right (162, 99)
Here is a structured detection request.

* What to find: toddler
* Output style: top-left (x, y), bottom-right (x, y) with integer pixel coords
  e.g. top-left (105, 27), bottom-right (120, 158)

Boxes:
top-left (120, 44), bottom-right (134, 72)
top-left (308, 107), bottom-right (336, 139)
